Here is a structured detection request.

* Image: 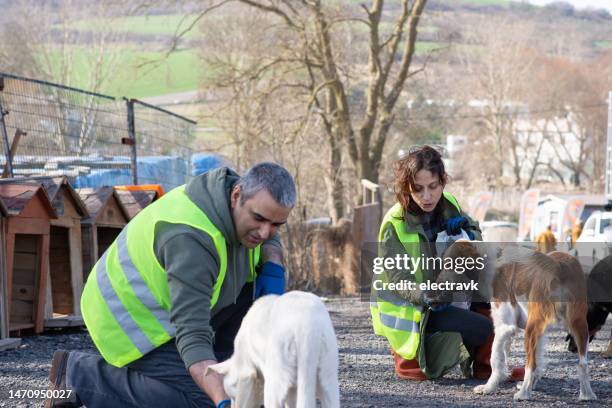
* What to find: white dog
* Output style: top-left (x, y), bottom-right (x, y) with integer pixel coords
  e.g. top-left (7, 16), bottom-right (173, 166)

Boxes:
top-left (207, 291), bottom-right (340, 408)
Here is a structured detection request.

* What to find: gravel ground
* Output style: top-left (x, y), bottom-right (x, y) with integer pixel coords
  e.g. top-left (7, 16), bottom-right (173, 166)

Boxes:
top-left (1, 297), bottom-right (611, 407)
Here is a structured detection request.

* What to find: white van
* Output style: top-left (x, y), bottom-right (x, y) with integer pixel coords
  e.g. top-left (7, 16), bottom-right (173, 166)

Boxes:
top-left (575, 211), bottom-right (612, 264)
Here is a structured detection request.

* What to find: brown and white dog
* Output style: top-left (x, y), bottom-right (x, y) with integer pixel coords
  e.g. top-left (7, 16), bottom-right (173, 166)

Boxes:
top-left (433, 242), bottom-right (597, 401)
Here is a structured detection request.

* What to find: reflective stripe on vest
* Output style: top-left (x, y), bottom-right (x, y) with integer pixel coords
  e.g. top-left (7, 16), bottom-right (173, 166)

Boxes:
top-left (82, 185), bottom-right (261, 367)
top-left (370, 192), bottom-right (461, 359)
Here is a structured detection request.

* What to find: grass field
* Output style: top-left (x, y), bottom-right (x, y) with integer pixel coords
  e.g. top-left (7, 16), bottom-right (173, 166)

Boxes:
top-left (594, 40), bottom-right (612, 49)
top-left (446, 0), bottom-right (511, 6)
top-left (68, 14), bottom-right (204, 38)
top-left (40, 45), bottom-right (205, 98)
top-left (43, 5), bottom-right (494, 99)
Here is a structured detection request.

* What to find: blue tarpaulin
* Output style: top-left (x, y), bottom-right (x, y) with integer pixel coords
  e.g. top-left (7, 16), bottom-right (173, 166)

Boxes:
top-left (73, 156), bottom-right (188, 192)
top-left (191, 153), bottom-right (231, 176)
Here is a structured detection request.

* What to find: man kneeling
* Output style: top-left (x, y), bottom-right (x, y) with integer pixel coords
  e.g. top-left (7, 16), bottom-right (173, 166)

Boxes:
top-left (45, 163), bottom-right (296, 408)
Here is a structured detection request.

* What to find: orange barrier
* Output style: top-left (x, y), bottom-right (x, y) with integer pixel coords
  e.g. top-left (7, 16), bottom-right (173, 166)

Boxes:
top-left (114, 184), bottom-right (165, 197)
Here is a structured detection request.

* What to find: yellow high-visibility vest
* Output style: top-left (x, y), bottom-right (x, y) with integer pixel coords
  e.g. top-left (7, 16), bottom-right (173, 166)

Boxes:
top-left (81, 185), bottom-right (260, 367)
top-left (370, 192), bottom-right (461, 359)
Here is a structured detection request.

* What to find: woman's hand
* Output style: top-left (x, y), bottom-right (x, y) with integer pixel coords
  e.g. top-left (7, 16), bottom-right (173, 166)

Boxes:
top-left (446, 216), bottom-right (475, 239)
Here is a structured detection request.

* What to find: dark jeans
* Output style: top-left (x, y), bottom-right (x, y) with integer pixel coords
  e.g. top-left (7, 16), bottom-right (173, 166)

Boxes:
top-left (425, 305), bottom-right (493, 352)
top-left (67, 283), bottom-right (254, 408)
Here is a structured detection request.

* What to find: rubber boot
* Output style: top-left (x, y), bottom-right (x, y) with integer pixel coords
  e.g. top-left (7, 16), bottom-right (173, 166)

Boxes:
top-left (391, 349), bottom-right (428, 381)
top-left (472, 308), bottom-right (524, 381)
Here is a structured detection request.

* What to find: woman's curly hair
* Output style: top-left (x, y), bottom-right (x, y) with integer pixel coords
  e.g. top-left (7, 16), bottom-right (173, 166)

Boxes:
top-left (394, 145), bottom-right (448, 210)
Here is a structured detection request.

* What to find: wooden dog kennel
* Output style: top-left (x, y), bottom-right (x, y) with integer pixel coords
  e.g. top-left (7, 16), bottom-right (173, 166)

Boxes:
top-left (40, 177), bottom-right (88, 328)
top-left (0, 197), bottom-right (20, 350)
top-left (114, 184), bottom-right (163, 220)
top-left (0, 184), bottom-right (56, 335)
top-left (77, 187), bottom-right (129, 280)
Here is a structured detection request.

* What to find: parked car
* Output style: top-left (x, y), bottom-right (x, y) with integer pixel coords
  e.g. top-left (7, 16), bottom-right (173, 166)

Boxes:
top-left (575, 211), bottom-right (612, 265)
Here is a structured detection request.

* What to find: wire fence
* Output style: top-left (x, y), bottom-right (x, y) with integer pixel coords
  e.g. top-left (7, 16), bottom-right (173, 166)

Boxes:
top-left (0, 72), bottom-right (196, 191)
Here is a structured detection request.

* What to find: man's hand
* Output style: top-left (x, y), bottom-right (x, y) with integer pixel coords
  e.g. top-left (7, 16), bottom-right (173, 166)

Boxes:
top-left (261, 243), bottom-right (283, 265)
top-left (188, 360), bottom-right (228, 405)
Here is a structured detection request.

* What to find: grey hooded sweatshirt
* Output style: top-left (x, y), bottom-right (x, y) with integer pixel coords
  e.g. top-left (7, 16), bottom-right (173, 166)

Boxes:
top-left (153, 167), bottom-right (281, 368)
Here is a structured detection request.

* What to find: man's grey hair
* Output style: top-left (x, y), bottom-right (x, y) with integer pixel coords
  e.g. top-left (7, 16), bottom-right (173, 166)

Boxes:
top-left (237, 162), bottom-right (296, 208)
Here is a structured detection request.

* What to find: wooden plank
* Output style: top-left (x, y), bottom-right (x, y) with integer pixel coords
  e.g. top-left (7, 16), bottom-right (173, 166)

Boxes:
top-left (35, 234), bottom-right (50, 333)
top-left (91, 226), bottom-right (98, 269)
top-left (61, 194), bottom-right (82, 219)
top-left (44, 314), bottom-right (83, 328)
top-left (52, 293), bottom-right (73, 314)
top-left (12, 270), bottom-right (37, 287)
top-left (8, 218), bottom-right (50, 235)
top-left (0, 337), bottom-right (21, 352)
top-left (9, 321), bottom-right (34, 331)
top-left (20, 193), bottom-right (54, 219)
top-left (95, 196), bottom-right (128, 227)
top-left (97, 227), bottom-right (120, 258)
top-left (14, 235), bottom-right (38, 253)
top-left (13, 252), bottom-right (38, 270)
top-left (69, 225), bottom-right (83, 316)
top-left (48, 225), bottom-right (75, 315)
top-left (49, 252), bottom-right (71, 264)
top-left (5, 232), bottom-right (15, 323)
top-left (51, 218), bottom-right (74, 228)
top-left (352, 203), bottom-right (381, 247)
top-left (44, 265), bottom-right (53, 320)
top-left (11, 284), bottom-right (35, 301)
top-left (81, 225), bottom-right (95, 280)
top-left (0, 219), bottom-right (8, 339)
top-left (10, 299), bottom-right (33, 321)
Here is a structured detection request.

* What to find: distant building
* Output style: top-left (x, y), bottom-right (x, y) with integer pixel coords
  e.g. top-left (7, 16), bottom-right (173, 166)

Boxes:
top-left (445, 135), bottom-right (468, 177)
top-left (508, 113), bottom-right (591, 186)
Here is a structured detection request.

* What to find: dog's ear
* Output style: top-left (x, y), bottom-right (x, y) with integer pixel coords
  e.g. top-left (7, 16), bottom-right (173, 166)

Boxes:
top-left (235, 371), bottom-right (260, 406)
top-left (206, 359), bottom-right (233, 377)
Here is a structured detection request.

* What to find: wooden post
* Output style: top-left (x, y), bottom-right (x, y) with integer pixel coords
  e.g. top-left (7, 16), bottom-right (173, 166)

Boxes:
top-left (126, 99), bottom-right (138, 185)
top-left (2, 129), bottom-right (26, 178)
top-left (0, 100), bottom-right (12, 178)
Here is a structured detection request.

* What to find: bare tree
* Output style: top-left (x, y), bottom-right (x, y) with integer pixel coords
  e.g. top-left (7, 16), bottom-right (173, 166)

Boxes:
top-left (453, 16), bottom-right (540, 188)
top-left (532, 55), bottom-right (609, 188)
top-left (194, 0), bottom-right (428, 222)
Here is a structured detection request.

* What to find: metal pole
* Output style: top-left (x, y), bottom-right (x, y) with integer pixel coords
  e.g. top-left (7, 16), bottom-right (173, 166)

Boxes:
top-left (126, 99), bottom-right (138, 185)
top-left (0, 101), bottom-right (13, 178)
top-left (606, 91), bottom-right (612, 197)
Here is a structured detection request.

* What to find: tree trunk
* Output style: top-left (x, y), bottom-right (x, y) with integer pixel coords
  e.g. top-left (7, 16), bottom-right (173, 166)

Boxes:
top-left (326, 132), bottom-right (344, 223)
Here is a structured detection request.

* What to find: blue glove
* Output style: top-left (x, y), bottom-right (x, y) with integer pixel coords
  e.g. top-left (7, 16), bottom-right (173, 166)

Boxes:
top-left (446, 216), bottom-right (474, 239)
top-left (217, 400), bottom-right (231, 408)
top-left (255, 262), bottom-right (286, 298)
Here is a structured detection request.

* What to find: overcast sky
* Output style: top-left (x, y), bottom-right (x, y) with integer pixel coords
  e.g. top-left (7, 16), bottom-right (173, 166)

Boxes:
top-left (526, 0), bottom-right (612, 12)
